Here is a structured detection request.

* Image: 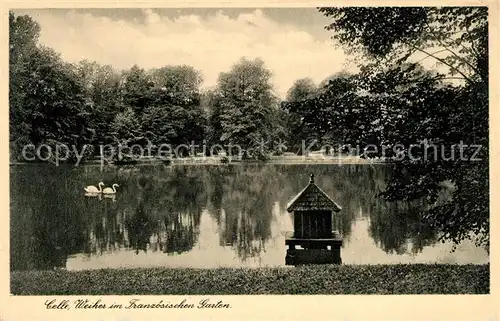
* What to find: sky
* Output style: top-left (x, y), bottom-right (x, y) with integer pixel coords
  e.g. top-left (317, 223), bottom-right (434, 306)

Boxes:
top-left (13, 8), bottom-right (354, 98)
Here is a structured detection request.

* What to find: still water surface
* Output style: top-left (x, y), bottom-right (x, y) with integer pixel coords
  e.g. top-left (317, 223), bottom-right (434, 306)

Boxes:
top-left (10, 163), bottom-right (488, 271)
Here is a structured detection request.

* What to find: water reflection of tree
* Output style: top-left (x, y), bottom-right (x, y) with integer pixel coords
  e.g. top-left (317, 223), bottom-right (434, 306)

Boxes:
top-left (367, 171), bottom-right (439, 255)
top-left (125, 202), bottom-right (156, 254)
top-left (206, 165), bottom-right (277, 262)
top-left (10, 163), bottom-right (445, 271)
top-left (162, 213), bottom-right (198, 254)
top-left (112, 166), bottom-right (204, 255)
top-left (146, 167), bottom-right (203, 254)
top-left (10, 165), bottom-right (87, 270)
top-left (369, 200), bottom-right (436, 254)
top-left (205, 166), bottom-right (225, 222)
top-left (122, 164), bottom-right (439, 258)
top-left (10, 164), bottom-right (207, 271)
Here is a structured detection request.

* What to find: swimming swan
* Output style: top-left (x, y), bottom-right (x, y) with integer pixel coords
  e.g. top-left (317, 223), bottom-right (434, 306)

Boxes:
top-left (102, 184), bottom-right (119, 194)
top-left (84, 182), bottom-right (104, 193)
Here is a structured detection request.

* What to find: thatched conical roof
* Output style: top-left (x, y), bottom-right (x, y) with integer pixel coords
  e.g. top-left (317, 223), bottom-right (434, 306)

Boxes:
top-left (286, 174), bottom-right (342, 213)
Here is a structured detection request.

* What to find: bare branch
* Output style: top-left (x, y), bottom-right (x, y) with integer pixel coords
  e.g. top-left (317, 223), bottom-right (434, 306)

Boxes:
top-left (407, 43), bottom-right (475, 84)
top-left (435, 40), bottom-right (480, 76)
top-left (415, 49), bottom-right (448, 63)
top-left (423, 22), bottom-right (480, 77)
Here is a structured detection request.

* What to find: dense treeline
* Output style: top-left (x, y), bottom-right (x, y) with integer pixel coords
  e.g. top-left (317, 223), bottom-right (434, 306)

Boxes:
top-left (9, 12), bottom-right (291, 162)
top-left (8, 11), bottom-right (361, 163)
top-left (9, 8), bottom-right (488, 248)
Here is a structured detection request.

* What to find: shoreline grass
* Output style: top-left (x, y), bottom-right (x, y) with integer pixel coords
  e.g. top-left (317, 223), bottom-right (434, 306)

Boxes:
top-left (11, 264), bottom-right (489, 295)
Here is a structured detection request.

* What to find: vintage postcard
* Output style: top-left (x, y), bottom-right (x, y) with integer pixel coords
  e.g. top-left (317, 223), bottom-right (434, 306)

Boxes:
top-left (1, 1), bottom-right (498, 321)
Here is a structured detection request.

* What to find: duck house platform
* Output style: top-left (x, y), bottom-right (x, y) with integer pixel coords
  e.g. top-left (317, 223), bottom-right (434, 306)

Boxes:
top-left (285, 174), bottom-right (343, 265)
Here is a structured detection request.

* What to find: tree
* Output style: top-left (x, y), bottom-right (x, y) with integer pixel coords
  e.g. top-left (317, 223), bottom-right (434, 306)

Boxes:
top-left (9, 12), bottom-right (92, 162)
top-left (150, 65), bottom-right (203, 106)
top-left (9, 12), bottom-right (39, 67)
top-left (282, 73), bottom-right (358, 153)
top-left (318, 70), bottom-right (352, 90)
top-left (76, 60), bottom-right (122, 146)
top-left (120, 65), bottom-right (154, 115)
top-left (286, 78), bottom-right (318, 102)
top-left (318, 7), bottom-right (488, 247)
top-left (204, 89), bottom-right (225, 150)
top-left (142, 65), bottom-right (206, 154)
top-left (141, 104), bottom-right (206, 155)
top-left (9, 12), bottom-right (40, 159)
top-left (281, 78), bottom-right (318, 154)
top-left (112, 107), bottom-right (140, 139)
top-left (214, 57), bottom-right (279, 159)
top-left (109, 107), bottom-right (142, 159)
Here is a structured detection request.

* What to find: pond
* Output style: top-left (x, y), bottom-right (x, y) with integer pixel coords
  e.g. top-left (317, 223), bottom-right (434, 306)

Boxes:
top-left (10, 163), bottom-right (488, 271)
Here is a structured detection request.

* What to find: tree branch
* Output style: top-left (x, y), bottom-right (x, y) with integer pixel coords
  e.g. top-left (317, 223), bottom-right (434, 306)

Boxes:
top-left (407, 43), bottom-right (475, 84)
top-left (436, 41), bottom-right (480, 76)
top-left (415, 49), bottom-right (448, 63)
top-left (424, 22), bottom-right (480, 78)
top-left (458, 41), bottom-right (478, 57)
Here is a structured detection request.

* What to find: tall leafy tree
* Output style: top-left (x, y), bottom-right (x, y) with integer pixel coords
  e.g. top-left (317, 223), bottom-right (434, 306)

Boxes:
top-left (318, 7), bottom-right (488, 247)
top-left (9, 12), bottom-right (91, 162)
top-left (76, 60), bottom-right (122, 146)
top-left (286, 78), bottom-right (318, 102)
top-left (141, 65), bottom-right (206, 153)
top-left (281, 78), bottom-right (318, 154)
top-left (204, 89), bottom-right (225, 150)
top-left (282, 73), bottom-right (359, 153)
top-left (111, 107), bottom-right (141, 143)
top-left (120, 65), bottom-right (154, 116)
top-left (150, 65), bottom-right (203, 106)
top-left (214, 57), bottom-right (279, 159)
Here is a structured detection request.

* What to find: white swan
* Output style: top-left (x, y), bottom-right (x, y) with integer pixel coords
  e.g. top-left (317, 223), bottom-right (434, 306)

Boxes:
top-left (84, 182), bottom-right (104, 193)
top-left (102, 184), bottom-right (119, 194)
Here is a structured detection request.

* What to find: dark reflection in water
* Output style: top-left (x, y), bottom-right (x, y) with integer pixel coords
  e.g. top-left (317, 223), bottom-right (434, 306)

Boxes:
top-left (10, 164), bottom-right (488, 271)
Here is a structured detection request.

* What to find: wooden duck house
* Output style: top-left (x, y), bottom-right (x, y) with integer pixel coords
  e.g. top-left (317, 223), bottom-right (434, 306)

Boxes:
top-left (285, 173), bottom-right (343, 265)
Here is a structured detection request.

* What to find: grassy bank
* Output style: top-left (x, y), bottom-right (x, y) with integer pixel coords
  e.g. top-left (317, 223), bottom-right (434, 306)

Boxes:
top-left (11, 264), bottom-right (489, 295)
